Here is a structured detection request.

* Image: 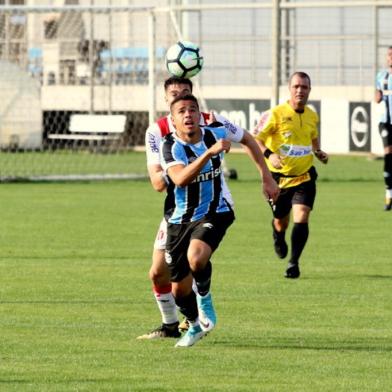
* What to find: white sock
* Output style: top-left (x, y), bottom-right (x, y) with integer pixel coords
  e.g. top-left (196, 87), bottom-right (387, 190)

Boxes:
top-left (188, 318), bottom-right (200, 329)
top-left (386, 189), bottom-right (392, 198)
top-left (153, 287), bottom-right (178, 325)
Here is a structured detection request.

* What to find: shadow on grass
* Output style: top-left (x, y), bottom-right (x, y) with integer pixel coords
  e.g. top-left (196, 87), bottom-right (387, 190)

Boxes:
top-left (216, 336), bottom-right (392, 352)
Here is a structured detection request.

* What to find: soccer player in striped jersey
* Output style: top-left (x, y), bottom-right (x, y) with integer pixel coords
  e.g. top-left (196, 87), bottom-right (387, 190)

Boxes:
top-left (375, 46), bottom-right (392, 211)
top-left (139, 77), bottom-right (245, 340)
top-left (160, 94), bottom-right (279, 347)
top-left (252, 72), bottom-right (328, 279)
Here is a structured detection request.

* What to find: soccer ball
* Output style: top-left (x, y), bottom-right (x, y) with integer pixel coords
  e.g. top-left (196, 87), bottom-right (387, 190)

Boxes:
top-left (166, 41), bottom-right (203, 78)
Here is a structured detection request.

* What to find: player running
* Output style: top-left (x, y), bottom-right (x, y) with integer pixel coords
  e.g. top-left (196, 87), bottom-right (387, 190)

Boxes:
top-left (138, 76), bottom-right (249, 340)
top-left (160, 93), bottom-right (279, 347)
top-left (375, 46), bottom-right (392, 211)
top-left (252, 72), bottom-right (328, 279)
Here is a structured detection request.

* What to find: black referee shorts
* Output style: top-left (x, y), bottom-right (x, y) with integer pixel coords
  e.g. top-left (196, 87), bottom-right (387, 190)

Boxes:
top-left (165, 211), bottom-right (235, 282)
top-left (270, 166), bottom-right (318, 219)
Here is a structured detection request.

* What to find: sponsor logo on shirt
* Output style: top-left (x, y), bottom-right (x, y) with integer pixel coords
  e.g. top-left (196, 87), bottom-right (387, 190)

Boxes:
top-left (280, 144), bottom-right (312, 157)
top-left (222, 120), bottom-right (238, 135)
top-left (192, 167), bottom-right (222, 183)
top-left (148, 133), bottom-right (159, 153)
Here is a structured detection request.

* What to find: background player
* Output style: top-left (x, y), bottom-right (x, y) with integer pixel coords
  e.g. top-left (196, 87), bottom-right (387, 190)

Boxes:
top-left (252, 71), bottom-right (328, 279)
top-left (375, 46), bottom-right (392, 211)
top-left (139, 76), bottom-right (250, 339)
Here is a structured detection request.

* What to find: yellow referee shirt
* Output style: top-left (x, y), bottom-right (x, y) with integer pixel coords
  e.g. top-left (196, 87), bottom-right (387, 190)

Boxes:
top-left (253, 101), bottom-right (319, 179)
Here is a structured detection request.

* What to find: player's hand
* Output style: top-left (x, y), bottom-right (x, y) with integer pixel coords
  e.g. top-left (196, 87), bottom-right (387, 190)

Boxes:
top-left (262, 175), bottom-right (280, 202)
top-left (314, 149), bottom-right (328, 164)
top-left (268, 153), bottom-right (284, 169)
top-left (209, 139), bottom-right (231, 155)
top-left (207, 111), bottom-right (217, 125)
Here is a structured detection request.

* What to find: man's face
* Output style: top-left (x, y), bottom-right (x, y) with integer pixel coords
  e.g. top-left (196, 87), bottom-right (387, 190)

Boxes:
top-left (171, 99), bottom-right (200, 137)
top-left (387, 48), bottom-right (392, 68)
top-left (165, 83), bottom-right (192, 106)
top-left (289, 75), bottom-right (311, 107)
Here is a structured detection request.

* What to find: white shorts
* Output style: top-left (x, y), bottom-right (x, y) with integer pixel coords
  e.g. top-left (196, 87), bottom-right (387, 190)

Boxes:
top-left (153, 218), bottom-right (167, 250)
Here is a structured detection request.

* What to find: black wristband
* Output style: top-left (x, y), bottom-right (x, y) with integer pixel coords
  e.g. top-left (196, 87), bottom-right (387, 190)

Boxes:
top-left (264, 148), bottom-right (273, 158)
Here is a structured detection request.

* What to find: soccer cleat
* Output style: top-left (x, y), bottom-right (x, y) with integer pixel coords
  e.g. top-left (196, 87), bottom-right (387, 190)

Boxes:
top-left (175, 324), bottom-right (207, 347)
top-left (285, 262), bottom-right (300, 279)
top-left (178, 318), bottom-right (190, 332)
top-left (272, 221), bottom-right (288, 259)
top-left (136, 322), bottom-right (181, 340)
top-left (384, 198), bottom-right (392, 211)
top-left (196, 292), bottom-right (216, 332)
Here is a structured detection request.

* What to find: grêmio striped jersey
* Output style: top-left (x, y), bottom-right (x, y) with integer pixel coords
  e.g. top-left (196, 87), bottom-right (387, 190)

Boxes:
top-left (160, 125), bottom-right (243, 224)
top-left (376, 69), bottom-right (392, 124)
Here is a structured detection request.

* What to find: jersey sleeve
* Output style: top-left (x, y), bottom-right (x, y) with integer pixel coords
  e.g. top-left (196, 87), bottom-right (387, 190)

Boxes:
top-left (252, 110), bottom-right (276, 142)
top-left (311, 111), bottom-right (319, 139)
top-left (145, 123), bottom-right (162, 166)
top-left (214, 113), bottom-right (244, 142)
top-left (160, 140), bottom-right (187, 172)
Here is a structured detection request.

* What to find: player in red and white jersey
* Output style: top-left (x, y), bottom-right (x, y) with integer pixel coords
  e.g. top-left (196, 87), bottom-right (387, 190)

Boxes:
top-left (138, 76), bottom-right (244, 339)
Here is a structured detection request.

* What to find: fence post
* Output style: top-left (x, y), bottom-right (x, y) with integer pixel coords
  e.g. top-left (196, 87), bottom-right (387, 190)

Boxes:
top-left (271, 0), bottom-right (281, 107)
top-left (148, 11), bottom-right (156, 125)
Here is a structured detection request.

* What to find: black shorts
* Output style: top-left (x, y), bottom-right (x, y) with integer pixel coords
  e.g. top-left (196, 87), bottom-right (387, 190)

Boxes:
top-left (165, 211), bottom-right (235, 282)
top-left (269, 166), bottom-right (317, 219)
top-left (378, 123), bottom-right (392, 147)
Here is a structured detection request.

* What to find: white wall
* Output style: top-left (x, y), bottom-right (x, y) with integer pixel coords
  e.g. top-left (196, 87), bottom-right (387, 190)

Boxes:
top-left (41, 84), bottom-right (384, 154)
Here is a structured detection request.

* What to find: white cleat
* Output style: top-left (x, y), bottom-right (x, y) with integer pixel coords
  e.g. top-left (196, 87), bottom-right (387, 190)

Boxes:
top-left (175, 325), bottom-right (207, 347)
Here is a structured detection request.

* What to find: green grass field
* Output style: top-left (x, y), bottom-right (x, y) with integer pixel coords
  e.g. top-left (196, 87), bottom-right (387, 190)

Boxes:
top-left (1, 153), bottom-right (391, 391)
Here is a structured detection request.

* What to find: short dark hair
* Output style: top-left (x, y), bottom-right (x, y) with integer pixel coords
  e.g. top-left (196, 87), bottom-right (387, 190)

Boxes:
top-left (164, 76), bottom-right (193, 92)
top-left (289, 71), bottom-right (311, 87)
top-left (170, 93), bottom-right (199, 110)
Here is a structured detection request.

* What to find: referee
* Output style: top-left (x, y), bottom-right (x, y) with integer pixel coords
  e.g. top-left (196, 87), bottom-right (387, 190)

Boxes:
top-left (252, 72), bottom-right (328, 279)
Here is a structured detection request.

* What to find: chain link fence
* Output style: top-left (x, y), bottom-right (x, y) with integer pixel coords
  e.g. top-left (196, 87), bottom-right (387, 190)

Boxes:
top-left (0, 0), bottom-right (390, 179)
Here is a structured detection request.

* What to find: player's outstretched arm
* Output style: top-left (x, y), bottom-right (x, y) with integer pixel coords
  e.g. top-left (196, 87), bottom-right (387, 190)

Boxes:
top-left (240, 131), bottom-right (280, 202)
top-left (147, 164), bottom-right (168, 192)
top-left (167, 140), bottom-right (231, 187)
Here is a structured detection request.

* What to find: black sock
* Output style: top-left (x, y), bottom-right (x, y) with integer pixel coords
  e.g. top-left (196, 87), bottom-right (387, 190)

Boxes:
top-left (384, 153), bottom-right (392, 189)
top-left (174, 291), bottom-right (198, 322)
top-left (290, 222), bottom-right (309, 265)
top-left (192, 261), bottom-right (212, 297)
top-left (272, 220), bottom-right (286, 240)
